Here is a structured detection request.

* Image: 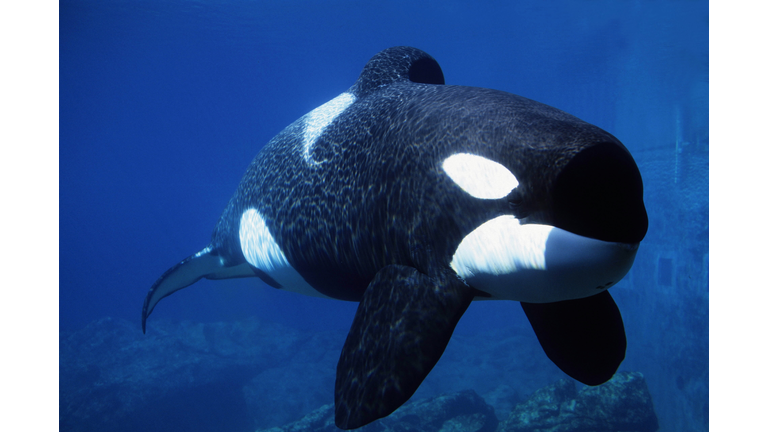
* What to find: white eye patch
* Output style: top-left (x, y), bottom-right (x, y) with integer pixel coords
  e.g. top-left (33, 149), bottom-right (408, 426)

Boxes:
top-left (442, 153), bottom-right (518, 199)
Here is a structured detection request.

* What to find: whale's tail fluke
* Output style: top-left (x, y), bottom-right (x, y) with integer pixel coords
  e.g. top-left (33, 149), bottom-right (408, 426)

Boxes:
top-left (141, 245), bottom-right (256, 333)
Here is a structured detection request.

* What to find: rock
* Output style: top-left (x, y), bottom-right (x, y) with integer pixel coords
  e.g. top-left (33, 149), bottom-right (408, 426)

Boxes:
top-left (242, 330), bottom-right (341, 427)
top-left (59, 316), bottom-right (317, 432)
top-left (59, 316), bottom-right (561, 431)
top-left (499, 371), bottom-right (659, 432)
top-left (415, 326), bottom-right (564, 411)
top-left (64, 316), bottom-right (657, 432)
top-left (257, 404), bottom-right (335, 432)
top-left (257, 389), bottom-right (498, 432)
top-left (392, 390), bottom-right (498, 432)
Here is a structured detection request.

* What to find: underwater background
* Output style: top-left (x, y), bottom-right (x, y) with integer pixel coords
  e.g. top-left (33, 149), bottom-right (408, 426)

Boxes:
top-left (59, 1), bottom-right (708, 431)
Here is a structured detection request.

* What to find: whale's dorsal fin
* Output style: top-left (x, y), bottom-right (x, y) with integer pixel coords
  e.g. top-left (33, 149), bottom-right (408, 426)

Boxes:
top-left (351, 46), bottom-right (445, 98)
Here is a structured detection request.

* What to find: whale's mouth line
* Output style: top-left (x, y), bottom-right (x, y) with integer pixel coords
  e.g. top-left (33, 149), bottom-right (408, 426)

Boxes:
top-left (544, 224), bottom-right (642, 251)
top-left (619, 242), bottom-right (640, 252)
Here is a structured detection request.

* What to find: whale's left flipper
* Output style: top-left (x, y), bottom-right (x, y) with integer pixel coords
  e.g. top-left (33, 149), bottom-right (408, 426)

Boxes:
top-left (335, 265), bottom-right (474, 429)
top-left (521, 291), bottom-right (626, 386)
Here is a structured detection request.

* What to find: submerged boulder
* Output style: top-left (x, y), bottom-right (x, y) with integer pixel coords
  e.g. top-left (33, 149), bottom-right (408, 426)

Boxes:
top-left (499, 371), bottom-right (659, 432)
top-left (60, 317), bottom-right (657, 432)
top-left (59, 316), bottom-right (318, 432)
top-left (257, 389), bottom-right (498, 432)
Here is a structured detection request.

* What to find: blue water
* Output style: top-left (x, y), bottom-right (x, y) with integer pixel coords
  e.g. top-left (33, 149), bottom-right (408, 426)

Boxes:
top-left (60, 1), bottom-right (708, 431)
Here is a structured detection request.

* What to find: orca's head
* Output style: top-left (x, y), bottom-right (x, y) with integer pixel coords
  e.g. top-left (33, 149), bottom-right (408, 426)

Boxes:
top-left (445, 128), bottom-right (648, 303)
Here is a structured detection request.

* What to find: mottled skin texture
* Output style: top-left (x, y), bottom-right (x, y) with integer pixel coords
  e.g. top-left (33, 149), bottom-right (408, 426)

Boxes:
top-left (143, 47), bottom-right (647, 430)
top-left (209, 50), bottom-right (627, 302)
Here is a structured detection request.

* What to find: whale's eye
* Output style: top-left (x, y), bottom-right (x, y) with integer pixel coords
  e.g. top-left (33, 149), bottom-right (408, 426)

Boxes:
top-left (442, 153), bottom-right (518, 199)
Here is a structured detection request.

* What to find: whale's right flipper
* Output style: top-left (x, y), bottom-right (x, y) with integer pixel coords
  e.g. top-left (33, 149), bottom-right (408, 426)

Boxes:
top-left (521, 290), bottom-right (626, 386)
top-left (334, 265), bottom-right (474, 429)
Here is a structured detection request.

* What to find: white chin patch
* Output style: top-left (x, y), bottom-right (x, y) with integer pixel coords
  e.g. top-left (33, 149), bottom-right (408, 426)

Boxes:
top-left (303, 92), bottom-right (356, 164)
top-left (451, 216), bottom-right (549, 277)
top-left (442, 153), bottom-right (519, 199)
top-left (239, 209), bottom-right (327, 298)
top-left (450, 215), bottom-right (639, 303)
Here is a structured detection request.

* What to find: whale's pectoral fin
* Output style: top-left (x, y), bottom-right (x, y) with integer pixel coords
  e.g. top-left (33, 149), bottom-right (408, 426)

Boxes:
top-left (141, 245), bottom-right (256, 333)
top-left (521, 290), bottom-right (626, 386)
top-left (334, 265), bottom-right (474, 429)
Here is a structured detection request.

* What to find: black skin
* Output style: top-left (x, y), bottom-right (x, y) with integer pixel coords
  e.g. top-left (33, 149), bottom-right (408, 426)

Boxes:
top-left (142, 46), bottom-right (647, 430)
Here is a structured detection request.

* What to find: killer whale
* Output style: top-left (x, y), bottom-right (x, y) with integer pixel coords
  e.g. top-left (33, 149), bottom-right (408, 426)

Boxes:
top-left (142, 46), bottom-right (648, 429)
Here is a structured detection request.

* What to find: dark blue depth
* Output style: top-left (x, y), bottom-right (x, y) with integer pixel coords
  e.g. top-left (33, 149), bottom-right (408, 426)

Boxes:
top-left (60, 1), bottom-right (708, 431)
